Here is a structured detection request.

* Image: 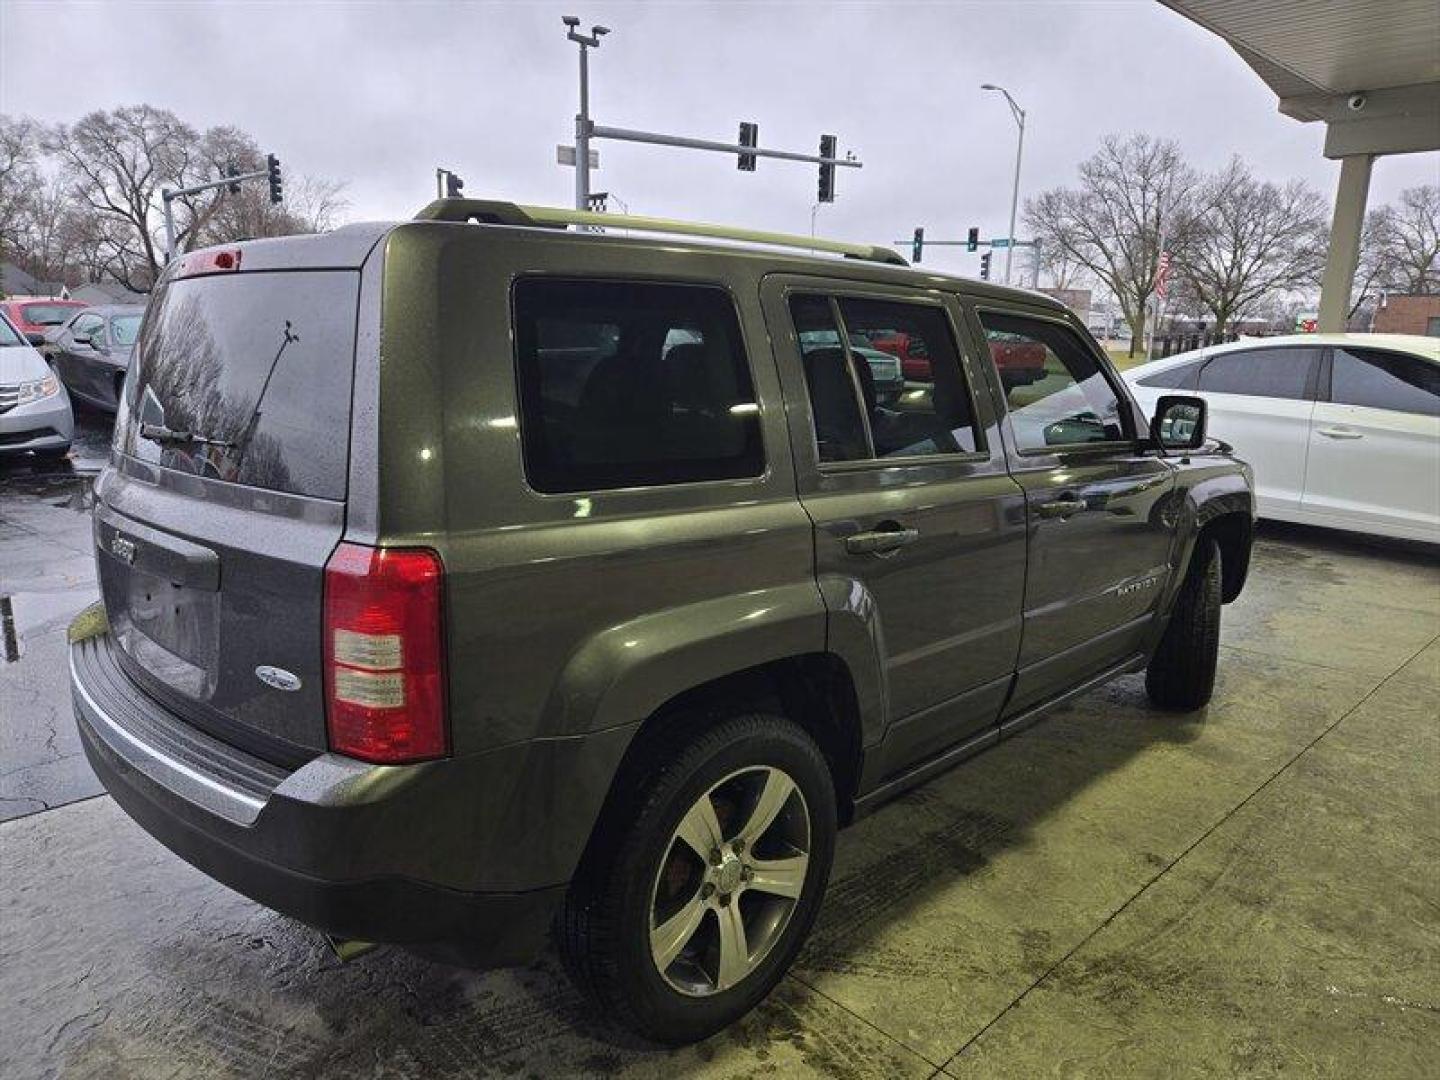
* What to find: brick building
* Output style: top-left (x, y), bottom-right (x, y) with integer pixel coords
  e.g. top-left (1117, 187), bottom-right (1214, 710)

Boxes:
top-left (1371, 294), bottom-right (1440, 337)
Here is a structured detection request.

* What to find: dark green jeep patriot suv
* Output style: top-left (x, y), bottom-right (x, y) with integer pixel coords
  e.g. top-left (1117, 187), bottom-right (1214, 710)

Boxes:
top-left (71, 200), bottom-right (1254, 1043)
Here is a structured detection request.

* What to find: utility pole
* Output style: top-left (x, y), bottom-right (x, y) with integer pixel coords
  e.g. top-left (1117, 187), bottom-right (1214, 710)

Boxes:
top-left (160, 157), bottom-right (277, 263)
top-left (981, 84), bottom-right (1026, 285)
top-left (559, 17), bottom-right (862, 210)
top-left (1145, 199), bottom-right (1173, 360)
top-left (563, 16), bottom-right (609, 211)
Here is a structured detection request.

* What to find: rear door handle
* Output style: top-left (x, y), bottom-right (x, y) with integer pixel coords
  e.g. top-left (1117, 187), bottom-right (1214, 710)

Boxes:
top-left (844, 527), bottom-right (920, 556)
top-left (1036, 498), bottom-right (1086, 520)
top-left (1317, 427), bottom-right (1363, 440)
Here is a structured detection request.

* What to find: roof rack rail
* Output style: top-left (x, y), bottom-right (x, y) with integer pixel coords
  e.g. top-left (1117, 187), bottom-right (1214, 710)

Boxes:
top-left (413, 198), bottom-right (908, 267)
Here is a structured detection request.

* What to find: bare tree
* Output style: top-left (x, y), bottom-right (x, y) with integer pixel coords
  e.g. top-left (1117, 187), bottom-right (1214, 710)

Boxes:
top-left (1348, 208), bottom-right (1395, 320)
top-left (1033, 239), bottom-right (1088, 291)
top-left (43, 106), bottom-right (208, 291)
top-left (11, 174), bottom-right (76, 283)
top-left (40, 106), bottom-right (347, 292)
top-left (1378, 184), bottom-right (1440, 294)
top-left (1345, 185), bottom-right (1440, 318)
top-left (1178, 158), bottom-right (1328, 334)
top-left (0, 114), bottom-right (40, 265)
top-left (286, 174), bottom-right (348, 233)
top-left (1025, 134), bottom-right (1198, 355)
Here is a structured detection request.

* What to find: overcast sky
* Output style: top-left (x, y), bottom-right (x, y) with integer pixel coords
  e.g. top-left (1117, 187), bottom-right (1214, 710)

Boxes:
top-left (3, 0), bottom-right (1436, 279)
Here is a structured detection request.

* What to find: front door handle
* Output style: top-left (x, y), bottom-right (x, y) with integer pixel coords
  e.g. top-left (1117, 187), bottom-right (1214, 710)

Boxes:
top-left (1317, 427), bottom-right (1363, 440)
top-left (845, 527), bottom-right (920, 556)
top-left (1036, 498), bottom-right (1087, 520)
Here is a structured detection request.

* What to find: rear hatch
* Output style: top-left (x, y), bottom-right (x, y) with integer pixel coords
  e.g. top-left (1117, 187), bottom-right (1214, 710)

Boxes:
top-left (97, 264), bottom-right (362, 764)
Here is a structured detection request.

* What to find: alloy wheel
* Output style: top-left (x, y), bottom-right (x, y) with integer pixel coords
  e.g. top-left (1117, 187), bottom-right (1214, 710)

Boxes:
top-left (648, 765), bottom-right (811, 996)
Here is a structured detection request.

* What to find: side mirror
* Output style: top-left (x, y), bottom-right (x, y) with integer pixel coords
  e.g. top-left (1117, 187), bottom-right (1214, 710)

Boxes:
top-left (24, 331), bottom-right (46, 347)
top-left (1151, 394), bottom-right (1207, 452)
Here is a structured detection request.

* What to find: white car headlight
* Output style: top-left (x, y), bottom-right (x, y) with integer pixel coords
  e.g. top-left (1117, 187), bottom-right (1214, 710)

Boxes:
top-left (15, 373), bottom-right (60, 405)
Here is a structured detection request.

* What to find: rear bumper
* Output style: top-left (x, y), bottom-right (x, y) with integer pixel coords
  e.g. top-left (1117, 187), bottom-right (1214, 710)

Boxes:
top-left (72, 631), bottom-right (632, 966)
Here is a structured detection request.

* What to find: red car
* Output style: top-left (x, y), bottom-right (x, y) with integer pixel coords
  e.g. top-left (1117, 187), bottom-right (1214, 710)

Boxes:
top-left (867, 328), bottom-right (1050, 389)
top-left (988, 338), bottom-right (1049, 389)
top-left (0, 298), bottom-right (88, 343)
top-left (867, 330), bottom-right (932, 381)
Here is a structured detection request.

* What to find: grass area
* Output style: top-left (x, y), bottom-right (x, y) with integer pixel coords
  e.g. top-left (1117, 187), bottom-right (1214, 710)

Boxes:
top-left (1105, 346), bottom-right (1148, 372)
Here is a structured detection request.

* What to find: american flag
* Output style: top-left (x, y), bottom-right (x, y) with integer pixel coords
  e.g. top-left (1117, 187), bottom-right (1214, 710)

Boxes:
top-left (1155, 250), bottom-right (1172, 300)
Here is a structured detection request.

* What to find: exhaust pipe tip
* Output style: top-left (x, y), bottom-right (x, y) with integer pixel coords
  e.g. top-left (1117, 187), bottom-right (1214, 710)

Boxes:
top-left (324, 934), bottom-right (379, 963)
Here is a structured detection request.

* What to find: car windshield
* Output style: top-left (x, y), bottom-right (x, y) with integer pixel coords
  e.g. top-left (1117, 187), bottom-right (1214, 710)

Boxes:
top-left (111, 314), bottom-right (143, 346)
top-left (21, 303), bottom-right (79, 326)
top-left (0, 315), bottom-right (24, 346)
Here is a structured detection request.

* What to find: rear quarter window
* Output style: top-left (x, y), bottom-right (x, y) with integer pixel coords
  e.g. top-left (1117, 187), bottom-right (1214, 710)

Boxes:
top-left (1137, 358), bottom-right (1204, 390)
top-left (512, 279), bottom-right (763, 493)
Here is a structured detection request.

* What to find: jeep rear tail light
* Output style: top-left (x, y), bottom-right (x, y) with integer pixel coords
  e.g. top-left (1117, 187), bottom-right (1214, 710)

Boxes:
top-left (323, 542), bottom-right (447, 763)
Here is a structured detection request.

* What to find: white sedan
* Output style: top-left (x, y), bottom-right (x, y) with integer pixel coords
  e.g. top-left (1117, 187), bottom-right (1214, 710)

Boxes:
top-left (1125, 333), bottom-right (1439, 543)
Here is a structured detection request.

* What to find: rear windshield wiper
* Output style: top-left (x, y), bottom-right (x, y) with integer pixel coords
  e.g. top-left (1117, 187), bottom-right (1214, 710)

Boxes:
top-left (139, 422), bottom-right (237, 450)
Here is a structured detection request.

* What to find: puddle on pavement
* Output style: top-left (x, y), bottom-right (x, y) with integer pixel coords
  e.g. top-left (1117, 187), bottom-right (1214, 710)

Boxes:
top-left (0, 469), bottom-right (98, 507)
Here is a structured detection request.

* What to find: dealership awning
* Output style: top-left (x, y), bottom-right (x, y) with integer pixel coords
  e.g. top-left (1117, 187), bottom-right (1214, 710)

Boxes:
top-left (1160, 0), bottom-right (1440, 330)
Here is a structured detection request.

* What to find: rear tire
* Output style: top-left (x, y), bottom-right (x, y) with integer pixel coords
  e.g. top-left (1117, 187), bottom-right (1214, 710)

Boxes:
top-left (1146, 537), bottom-right (1222, 710)
top-left (558, 710), bottom-right (836, 1045)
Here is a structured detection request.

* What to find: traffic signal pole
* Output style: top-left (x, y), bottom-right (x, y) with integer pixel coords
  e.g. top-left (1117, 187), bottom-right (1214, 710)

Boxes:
top-left (160, 166), bottom-right (270, 263)
top-left (562, 17), bottom-right (861, 212)
top-left (899, 234), bottom-right (1034, 261)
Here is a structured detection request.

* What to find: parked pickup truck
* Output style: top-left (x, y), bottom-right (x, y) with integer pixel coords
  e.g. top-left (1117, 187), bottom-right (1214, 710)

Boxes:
top-left (71, 201), bottom-right (1255, 1046)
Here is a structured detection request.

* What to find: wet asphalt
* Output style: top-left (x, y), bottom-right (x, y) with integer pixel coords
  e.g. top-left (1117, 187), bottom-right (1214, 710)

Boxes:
top-left (0, 404), bottom-right (110, 821)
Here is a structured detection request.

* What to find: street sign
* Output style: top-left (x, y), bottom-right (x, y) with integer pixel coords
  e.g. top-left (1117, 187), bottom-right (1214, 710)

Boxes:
top-left (990, 238), bottom-right (1011, 248)
top-left (557, 145), bottom-right (600, 168)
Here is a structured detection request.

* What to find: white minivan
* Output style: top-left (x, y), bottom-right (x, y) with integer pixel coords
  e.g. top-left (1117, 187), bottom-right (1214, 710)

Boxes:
top-left (1126, 333), bottom-right (1439, 543)
top-left (0, 309), bottom-right (75, 461)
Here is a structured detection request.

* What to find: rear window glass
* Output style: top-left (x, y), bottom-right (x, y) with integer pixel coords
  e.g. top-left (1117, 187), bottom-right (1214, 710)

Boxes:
top-left (115, 270), bottom-right (359, 500)
top-left (513, 279), bottom-right (763, 493)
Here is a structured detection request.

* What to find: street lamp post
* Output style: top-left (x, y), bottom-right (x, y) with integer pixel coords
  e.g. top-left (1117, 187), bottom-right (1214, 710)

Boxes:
top-left (563, 16), bottom-right (610, 211)
top-left (981, 83), bottom-right (1026, 286)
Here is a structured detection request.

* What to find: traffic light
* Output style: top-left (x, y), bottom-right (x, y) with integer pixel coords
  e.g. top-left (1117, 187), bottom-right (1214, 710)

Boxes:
top-left (912, 227), bottom-right (925, 264)
top-left (737, 122), bottom-right (758, 171)
top-left (266, 154), bottom-right (283, 204)
top-left (817, 134), bottom-right (836, 203)
top-left (446, 171), bottom-right (465, 198)
top-left (226, 165), bottom-right (241, 195)
top-left (979, 252), bottom-right (992, 280)
top-left (967, 226), bottom-right (979, 252)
